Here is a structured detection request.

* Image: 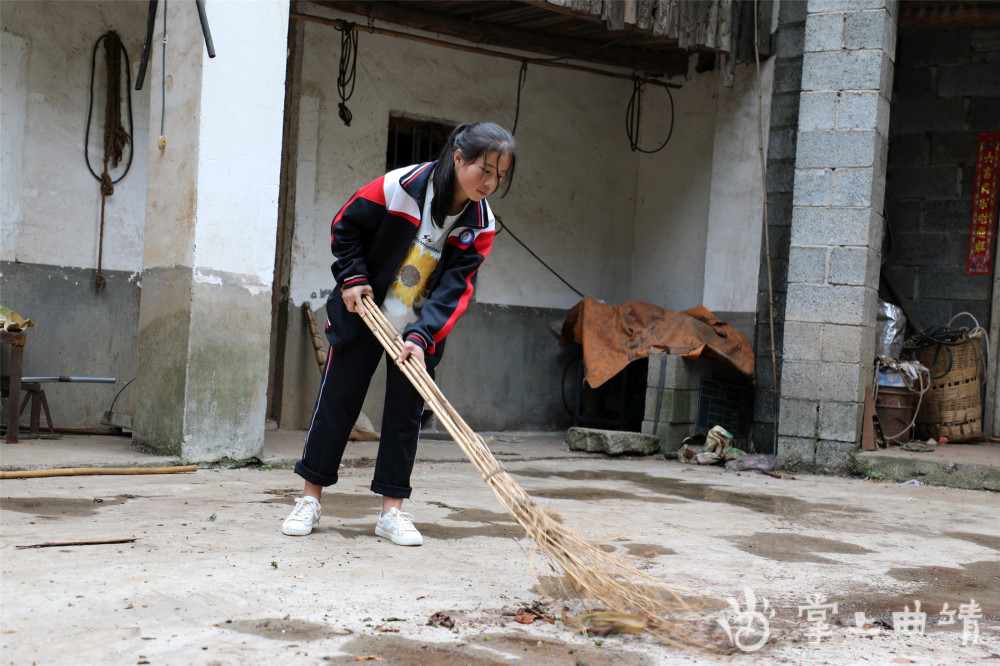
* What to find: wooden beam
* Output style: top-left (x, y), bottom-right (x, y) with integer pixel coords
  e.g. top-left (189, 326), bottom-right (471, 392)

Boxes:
top-left (315, 0), bottom-right (687, 75)
top-left (293, 11), bottom-right (685, 84)
top-left (899, 1), bottom-right (1000, 28)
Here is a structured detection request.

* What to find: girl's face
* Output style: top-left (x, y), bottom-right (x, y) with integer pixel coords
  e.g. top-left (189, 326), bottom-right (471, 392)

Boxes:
top-left (453, 149), bottom-right (512, 206)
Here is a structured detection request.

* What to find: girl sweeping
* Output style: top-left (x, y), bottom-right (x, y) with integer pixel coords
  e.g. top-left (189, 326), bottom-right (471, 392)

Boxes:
top-left (282, 122), bottom-right (517, 545)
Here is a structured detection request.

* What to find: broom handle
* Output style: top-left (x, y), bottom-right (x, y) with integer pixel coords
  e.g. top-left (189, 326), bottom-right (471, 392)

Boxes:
top-left (358, 296), bottom-right (511, 483)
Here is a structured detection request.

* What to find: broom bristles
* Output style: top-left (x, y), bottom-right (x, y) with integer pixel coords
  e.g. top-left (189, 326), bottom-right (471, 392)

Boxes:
top-left (358, 296), bottom-right (725, 653)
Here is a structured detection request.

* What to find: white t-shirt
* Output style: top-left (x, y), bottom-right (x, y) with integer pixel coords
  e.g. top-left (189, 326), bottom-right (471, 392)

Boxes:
top-left (380, 177), bottom-right (465, 332)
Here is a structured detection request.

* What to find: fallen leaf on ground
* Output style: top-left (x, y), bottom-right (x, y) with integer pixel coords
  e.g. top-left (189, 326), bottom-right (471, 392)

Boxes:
top-left (350, 656), bottom-right (382, 662)
top-left (514, 609), bottom-right (538, 624)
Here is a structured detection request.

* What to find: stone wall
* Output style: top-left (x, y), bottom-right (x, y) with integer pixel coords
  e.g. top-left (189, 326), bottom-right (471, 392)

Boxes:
top-left (776, 0), bottom-right (896, 472)
top-left (753, 0), bottom-right (807, 454)
top-left (883, 26), bottom-right (1000, 330)
top-left (643, 350), bottom-right (749, 455)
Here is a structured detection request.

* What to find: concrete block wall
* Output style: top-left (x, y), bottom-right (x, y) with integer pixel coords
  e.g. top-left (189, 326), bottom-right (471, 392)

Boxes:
top-left (753, 0), bottom-right (807, 454)
top-left (883, 26), bottom-right (1000, 329)
top-left (642, 351), bottom-right (747, 454)
top-left (777, 0), bottom-right (896, 472)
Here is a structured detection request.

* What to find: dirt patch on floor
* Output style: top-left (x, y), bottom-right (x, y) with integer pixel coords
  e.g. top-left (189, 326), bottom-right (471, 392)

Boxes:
top-left (0, 494), bottom-right (134, 517)
top-left (514, 468), bottom-right (820, 520)
top-left (333, 631), bottom-right (655, 665)
top-left (731, 531), bottom-right (874, 564)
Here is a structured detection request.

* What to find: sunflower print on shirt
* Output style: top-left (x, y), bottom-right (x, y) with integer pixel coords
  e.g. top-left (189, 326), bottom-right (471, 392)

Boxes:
top-left (390, 244), bottom-right (438, 307)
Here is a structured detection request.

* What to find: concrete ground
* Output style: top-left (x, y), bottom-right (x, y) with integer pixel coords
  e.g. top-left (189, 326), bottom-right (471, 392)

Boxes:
top-left (2, 430), bottom-right (1000, 665)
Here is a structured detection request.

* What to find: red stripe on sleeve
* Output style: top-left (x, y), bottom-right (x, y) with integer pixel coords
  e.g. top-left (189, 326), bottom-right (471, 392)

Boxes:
top-left (473, 230), bottom-right (495, 258)
top-left (433, 274), bottom-right (477, 345)
top-left (331, 176), bottom-right (387, 243)
top-left (432, 231), bottom-right (495, 345)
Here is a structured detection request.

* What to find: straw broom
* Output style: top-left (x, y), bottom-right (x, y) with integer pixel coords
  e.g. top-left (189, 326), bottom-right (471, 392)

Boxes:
top-left (358, 296), bottom-right (725, 653)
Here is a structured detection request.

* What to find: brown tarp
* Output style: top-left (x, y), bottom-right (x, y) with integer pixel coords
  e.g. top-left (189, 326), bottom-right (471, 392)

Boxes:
top-left (559, 297), bottom-right (754, 388)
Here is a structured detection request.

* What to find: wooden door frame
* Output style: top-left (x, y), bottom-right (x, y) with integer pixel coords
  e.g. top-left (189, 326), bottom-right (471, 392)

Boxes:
top-left (987, 266), bottom-right (1000, 436)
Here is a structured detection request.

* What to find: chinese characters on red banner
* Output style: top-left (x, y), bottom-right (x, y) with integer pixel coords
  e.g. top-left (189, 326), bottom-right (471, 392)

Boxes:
top-left (967, 132), bottom-right (1000, 274)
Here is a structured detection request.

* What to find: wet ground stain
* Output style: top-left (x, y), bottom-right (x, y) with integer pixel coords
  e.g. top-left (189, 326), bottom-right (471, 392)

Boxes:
top-left (834, 560), bottom-right (1000, 629)
top-left (333, 632), bottom-right (651, 665)
top-left (619, 541), bottom-right (676, 558)
top-left (324, 521), bottom-right (521, 542)
top-left (261, 490), bottom-right (378, 520)
top-left (945, 531), bottom-right (1000, 551)
top-left (0, 495), bottom-right (133, 517)
top-left (597, 541), bottom-right (676, 558)
top-left (426, 502), bottom-right (512, 525)
top-left (732, 531), bottom-right (874, 564)
top-left (513, 468), bottom-right (818, 520)
top-left (223, 617), bottom-right (337, 641)
top-left (528, 486), bottom-right (685, 504)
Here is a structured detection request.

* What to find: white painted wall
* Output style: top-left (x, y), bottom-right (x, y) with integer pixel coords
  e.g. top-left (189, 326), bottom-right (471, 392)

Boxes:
top-left (141, 0), bottom-right (205, 271)
top-left (630, 64), bottom-right (719, 311)
top-left (1, 29), bottom-right (28, 258)
top-left (704, 60), bottom-right (775, 314)
top-left (194, 0), bottom-right (288, 288)
top-left (630, 60), bottom-right (774, 314)
top-left (0, 1), bottom-right (149, 271)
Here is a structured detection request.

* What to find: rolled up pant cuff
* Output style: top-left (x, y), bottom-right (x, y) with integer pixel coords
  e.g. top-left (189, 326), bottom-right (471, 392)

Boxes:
top-left (295, 460), bottom-right (339, 487)
top-left (371, 480), bottom-right (411, 499)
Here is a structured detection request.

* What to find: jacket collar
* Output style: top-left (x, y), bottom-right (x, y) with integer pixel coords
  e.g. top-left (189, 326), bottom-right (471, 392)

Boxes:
top-left (398, 161), bottom-right (489, 229)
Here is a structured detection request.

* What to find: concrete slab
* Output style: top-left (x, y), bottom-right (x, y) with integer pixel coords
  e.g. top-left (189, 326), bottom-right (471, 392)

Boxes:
top-left (2, 432), bottom-right (999, 664)
top-left (858, 442), bottom-right (1000, 491)
top-left (565, 427), bottom-right (660, 455)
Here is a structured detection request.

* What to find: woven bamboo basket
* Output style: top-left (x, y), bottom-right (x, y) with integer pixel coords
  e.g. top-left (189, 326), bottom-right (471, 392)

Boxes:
top-left (914, 330), bottom-right (985, 442)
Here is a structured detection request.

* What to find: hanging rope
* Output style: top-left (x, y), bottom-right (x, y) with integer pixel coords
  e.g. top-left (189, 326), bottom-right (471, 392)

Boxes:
top-left (495, 216), bottom-right (584, 298)
top-left (625, 76), bottom-right (674, 154)
top-left (335, 22), bottom-right (358, 126)
top-left (902, 313), bottom-right (988, 380)
top-left (85, 31), bottom-right (133, 292)
top-left (511, 59), bottom-right (528, 135)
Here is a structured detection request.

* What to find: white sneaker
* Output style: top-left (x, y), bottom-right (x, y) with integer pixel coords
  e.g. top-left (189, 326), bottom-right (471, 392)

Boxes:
top-left (282, 496), bottom-right (321, 536)
top-left (375, 507), bottom-right (423, 546)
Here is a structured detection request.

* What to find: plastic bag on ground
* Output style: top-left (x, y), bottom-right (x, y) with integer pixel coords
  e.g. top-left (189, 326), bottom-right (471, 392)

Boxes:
top-left (724, 454), bottom-right (777, 472)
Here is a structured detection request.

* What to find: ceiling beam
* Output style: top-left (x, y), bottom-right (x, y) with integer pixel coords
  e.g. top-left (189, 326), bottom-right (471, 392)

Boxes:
top-left (898, 1), bottom-right (1000, 28)
top-left (312, 0), bottom-right (687, 76)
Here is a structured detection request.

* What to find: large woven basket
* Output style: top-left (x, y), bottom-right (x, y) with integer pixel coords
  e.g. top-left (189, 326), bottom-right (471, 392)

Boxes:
top-left (914, 330), bottom-right (985, 442)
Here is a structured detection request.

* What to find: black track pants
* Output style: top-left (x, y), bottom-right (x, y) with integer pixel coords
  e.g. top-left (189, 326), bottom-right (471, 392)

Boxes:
top-left (294, 329), bottom-right (437, 498)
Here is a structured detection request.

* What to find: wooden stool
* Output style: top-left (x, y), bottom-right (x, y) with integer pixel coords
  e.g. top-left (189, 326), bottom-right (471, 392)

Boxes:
top-left (1, 378), bottom-right (55, 439)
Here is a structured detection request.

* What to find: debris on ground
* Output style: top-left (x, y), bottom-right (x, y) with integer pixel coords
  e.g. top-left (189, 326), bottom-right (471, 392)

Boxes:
top-left (676, 425), bottom-right (743, 464)
top-left (16, 538), bottom-right (138, 549)
top-left (900, 441), bottom-right (936, 452)
top-left (724, 453), bottom-right (777, 473)
top-left (512, 605), bottom-right (556, 625)
top-left (427, 612), bottom-right (454, 629)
